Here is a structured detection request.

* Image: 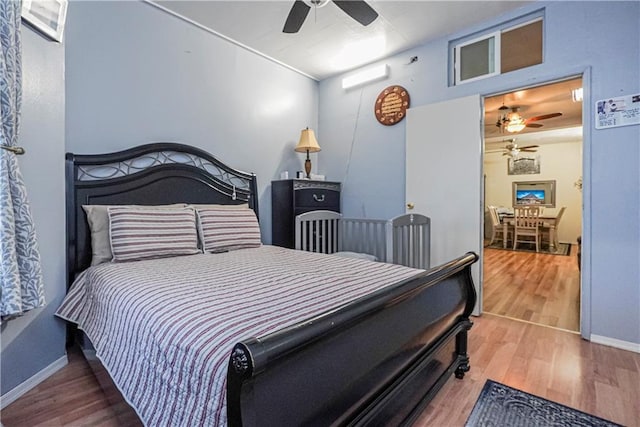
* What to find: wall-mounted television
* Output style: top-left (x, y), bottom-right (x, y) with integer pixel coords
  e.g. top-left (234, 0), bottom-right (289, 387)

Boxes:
top-left (512, 180), bottom-right (556, 208)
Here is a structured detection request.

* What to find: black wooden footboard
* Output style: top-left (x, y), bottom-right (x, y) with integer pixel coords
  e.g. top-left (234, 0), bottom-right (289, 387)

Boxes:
top-left (227, 252), bottom-right (478, 426)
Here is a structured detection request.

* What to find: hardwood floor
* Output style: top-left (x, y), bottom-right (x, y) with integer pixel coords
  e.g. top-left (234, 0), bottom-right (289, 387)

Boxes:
top-left (2, 314), bottom-right (638, 426)
top-left (483, 244), bottom-right (580, 331)
top-left (1, 347), bottom-right (121, 427)
top-left (416, 314), bottom-right (639, 427)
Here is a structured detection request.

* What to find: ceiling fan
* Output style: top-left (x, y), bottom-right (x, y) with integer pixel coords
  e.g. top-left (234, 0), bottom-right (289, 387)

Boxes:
top-left (496, 105), bottom-right (562, 133)
top-left (497, 139), bottom-right (539, 158)
top-left (283, 0), bottom-right (379, 34)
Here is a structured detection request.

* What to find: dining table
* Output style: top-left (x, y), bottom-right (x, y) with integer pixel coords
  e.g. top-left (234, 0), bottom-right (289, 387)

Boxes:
top-left (501, 211), bottom-right (560, 251)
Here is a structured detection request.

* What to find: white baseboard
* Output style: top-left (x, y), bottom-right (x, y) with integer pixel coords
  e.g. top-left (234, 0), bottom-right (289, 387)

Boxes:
top-left (590, 334), bottom-right (640, 353)
top-left (0, 354), bottom-right (68, 409)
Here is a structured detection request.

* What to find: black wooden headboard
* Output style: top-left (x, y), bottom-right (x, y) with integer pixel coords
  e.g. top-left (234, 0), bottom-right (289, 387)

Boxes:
top-left (65, 142), bottom-right (258, 288)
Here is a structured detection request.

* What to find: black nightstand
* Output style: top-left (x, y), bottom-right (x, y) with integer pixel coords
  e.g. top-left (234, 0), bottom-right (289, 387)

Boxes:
top-left (271, 179), bottom-right (341, 249)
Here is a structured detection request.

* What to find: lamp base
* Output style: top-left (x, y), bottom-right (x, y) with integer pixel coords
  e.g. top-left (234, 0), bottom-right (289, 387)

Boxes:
top-left (304, 158), bottom-right (312, 179)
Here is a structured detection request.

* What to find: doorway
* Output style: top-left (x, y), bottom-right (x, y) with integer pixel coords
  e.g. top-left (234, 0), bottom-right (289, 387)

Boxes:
top-left (482, 77), bottom-right (583, 332)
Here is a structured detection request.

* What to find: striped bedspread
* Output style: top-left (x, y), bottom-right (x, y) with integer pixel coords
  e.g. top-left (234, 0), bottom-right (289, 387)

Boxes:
top-left (56, 246), bottom-right (422, 426)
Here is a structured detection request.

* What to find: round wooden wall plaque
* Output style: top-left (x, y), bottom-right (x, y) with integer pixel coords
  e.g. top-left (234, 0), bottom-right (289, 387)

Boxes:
top-left (374, 85), bottom-right (410, 126)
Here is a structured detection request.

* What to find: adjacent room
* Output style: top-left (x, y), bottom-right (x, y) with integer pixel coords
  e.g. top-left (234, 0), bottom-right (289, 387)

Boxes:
top-left (1, 1), bottom-right (639, 426)
top-left (483, 77), bottom-right (583, 333)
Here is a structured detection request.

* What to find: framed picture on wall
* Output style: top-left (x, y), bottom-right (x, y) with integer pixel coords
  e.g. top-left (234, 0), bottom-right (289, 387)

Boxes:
top-left (21, 0), bottom-right (68, 43)
top-left (512, 180), bottom-right (556, 208)
top-left (507, 156), bottom-right (540, 175)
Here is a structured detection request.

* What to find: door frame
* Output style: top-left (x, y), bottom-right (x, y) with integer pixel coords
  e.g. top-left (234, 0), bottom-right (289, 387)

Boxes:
top-left (479, 68), bottom-right (591, 339)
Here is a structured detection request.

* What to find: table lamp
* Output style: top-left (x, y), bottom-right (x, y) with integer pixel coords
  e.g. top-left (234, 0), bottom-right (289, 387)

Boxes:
top-left (294, 128), bottom-right (321, 179)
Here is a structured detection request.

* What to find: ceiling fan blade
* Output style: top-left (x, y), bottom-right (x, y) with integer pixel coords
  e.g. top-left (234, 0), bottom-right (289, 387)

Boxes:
top-left (520, 149), bottom-right (538, 152)
top-left (519, 145), bottom-right (539, 149)
top-left (526, 123), bottom-right (544, 128)
top-left (526, 112), bottom-right (562, 123)
top-left (333, 1), bottom-right (378, 26)
top-left (283, 1), bottom-right (311, 33)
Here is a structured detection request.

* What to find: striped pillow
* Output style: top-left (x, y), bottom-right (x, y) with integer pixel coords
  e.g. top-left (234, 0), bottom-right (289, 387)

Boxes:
top-left (83, 204), bottom-right (187, 265)
top-left (108, 207), bottom-right (200, 262)
top-left (196, 207), bottom-right (261, 252)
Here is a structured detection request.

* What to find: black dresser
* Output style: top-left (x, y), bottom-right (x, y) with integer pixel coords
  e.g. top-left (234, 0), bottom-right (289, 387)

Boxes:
top-left (271, 179), bottom-right (341, 249)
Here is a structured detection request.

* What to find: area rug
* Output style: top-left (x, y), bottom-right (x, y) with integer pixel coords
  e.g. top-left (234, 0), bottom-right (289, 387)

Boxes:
top-left (484, 242), bottom-right (571, 256)
top-left (465, 380), bottom-right (621, 427)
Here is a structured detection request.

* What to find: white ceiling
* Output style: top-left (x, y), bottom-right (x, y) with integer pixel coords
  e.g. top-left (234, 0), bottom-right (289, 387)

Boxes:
top-left (152, 0), bottom-right (532, 80)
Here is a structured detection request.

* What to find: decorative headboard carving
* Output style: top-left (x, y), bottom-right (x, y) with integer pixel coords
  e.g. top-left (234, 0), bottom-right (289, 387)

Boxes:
top-left (66, 142), bottom-right (258, 287)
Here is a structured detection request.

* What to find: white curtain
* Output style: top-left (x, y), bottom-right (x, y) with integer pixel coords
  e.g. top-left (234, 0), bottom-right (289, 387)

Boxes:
top-left (0, 0), bottom-right (45, 321)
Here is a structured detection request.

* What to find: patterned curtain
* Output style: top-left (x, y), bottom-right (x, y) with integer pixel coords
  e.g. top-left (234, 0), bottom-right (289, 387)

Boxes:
top-left (0, 0), bottom-right (45, 321)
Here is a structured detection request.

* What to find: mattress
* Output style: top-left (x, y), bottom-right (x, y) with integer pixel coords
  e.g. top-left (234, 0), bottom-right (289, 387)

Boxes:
top-left (56, 245), bottom-right (422, 426)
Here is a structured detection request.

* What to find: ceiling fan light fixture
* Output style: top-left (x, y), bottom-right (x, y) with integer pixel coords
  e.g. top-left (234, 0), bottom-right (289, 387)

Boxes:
top-left (504, 110), bottom-right (526, 133)
top-left (304, 0), bottom-right (330, 8)
top-left (506, 119), bottom-right (526, 133)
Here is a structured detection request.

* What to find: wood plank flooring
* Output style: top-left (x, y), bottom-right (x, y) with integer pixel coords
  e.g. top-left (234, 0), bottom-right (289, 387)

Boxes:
top-left (483, 244), bottom-right (580, 331)
top-left (3, 314), bottom-right (638, 426)
top-left (1, 347), bottom-right (121, 427)
top-left (415, 314), bottom-right (639, 427)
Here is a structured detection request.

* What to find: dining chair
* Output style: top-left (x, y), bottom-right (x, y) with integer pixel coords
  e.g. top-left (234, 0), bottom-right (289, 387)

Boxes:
top-left (488, 206), bottom-right (511, 246)
top-left (541, 206), bottom-right (566, 249)
top-left (513, 206), bottom-right (541, 252)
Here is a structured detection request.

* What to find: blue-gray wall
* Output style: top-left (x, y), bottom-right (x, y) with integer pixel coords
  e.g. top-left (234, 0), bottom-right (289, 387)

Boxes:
top-left (2, 0), bottom-right (317, 397)
top-left (0, 28), bottom-right (67, 394)
top-left (318, 1), bottom-right (640, 345)
top-left (64, 1), bottom-right (318, 244)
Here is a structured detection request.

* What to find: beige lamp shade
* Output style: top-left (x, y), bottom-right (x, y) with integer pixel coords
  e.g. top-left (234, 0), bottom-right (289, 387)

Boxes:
top-left (294, 128), bottom-right (321, 179)
top-left (294, 128), bottom-right (321, 153)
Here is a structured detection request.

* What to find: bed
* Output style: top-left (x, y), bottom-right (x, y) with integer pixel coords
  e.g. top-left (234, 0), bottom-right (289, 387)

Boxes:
top-left (58, 142), bottom-right (478, 426)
